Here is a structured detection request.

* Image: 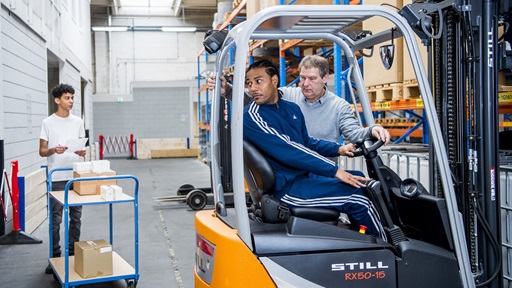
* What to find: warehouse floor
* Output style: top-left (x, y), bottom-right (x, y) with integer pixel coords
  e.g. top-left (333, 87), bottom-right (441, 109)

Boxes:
top-left (0, 157), bottom-right (211, 288)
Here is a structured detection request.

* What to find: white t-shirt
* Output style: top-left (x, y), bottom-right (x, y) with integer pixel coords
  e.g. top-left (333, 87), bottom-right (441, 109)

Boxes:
top-left (40, 113), bottom-right (85, 181)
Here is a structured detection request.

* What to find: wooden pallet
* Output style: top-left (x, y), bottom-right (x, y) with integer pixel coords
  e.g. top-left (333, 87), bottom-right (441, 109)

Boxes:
top-left (151, 149), bottom-right (198, 159)
top-left (367, 83), bottom-right (403, 102)
top-left (23, 168), bottom-right (47, 234)
top-left (377, 118), bottom-right (420, 127)
top-left (403, 79), bottom-right (420, 99)
top-left (137, 138), bottom-right (199, 160)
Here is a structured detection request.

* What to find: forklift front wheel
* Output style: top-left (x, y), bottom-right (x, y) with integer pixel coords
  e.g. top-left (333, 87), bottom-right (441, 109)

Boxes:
top-left (186, 189), bottom-right (208, 210)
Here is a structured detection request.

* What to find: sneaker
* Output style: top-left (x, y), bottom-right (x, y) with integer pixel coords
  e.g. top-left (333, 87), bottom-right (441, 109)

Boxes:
top-left (45, 253), bottom-right (61, 274)
top-left (45, 264), bottom-right (53, 274)
top-left (339, 213), bottom-right (351, 224)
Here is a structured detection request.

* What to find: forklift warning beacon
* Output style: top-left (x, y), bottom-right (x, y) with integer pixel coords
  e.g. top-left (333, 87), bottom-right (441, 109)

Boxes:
top-left (195, 2), bottom-right (511, 287)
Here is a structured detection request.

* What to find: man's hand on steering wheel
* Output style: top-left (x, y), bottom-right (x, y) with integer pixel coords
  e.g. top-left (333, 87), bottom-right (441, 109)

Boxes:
top-left (371, 125), bottom-right (391, 145)
top-left (338, 143), bottom-right (356, 157)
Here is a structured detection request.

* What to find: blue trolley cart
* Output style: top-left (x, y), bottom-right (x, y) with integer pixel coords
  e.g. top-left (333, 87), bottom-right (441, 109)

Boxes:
top-left (47, 168), bottom-right (139, 288)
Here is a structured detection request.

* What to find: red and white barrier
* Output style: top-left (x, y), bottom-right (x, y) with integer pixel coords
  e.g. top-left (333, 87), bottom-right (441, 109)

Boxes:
top-left (99, 134), bottom-right (135, 159)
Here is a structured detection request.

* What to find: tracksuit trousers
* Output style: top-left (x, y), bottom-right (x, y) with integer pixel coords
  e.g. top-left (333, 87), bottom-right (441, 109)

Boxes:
top-left (279, 170), bottom-right (385, 240)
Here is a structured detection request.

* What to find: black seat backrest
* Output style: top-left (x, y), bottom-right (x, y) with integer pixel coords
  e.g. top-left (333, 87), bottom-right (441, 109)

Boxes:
top-left (243, 140), bottom-right (341, 224)
top-left (243, 140), bottom-right (275, 205)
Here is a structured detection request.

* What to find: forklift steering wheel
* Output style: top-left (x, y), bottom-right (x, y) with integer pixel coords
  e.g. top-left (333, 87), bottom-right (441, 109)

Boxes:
top-left (352, 138), bottom-right (385, 158)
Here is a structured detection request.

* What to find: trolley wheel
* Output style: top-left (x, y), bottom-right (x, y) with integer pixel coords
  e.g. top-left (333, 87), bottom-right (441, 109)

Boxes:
top-left (177, 184), bottom-right (195, 196)
top-left (186, 189), bottom-right (208, 210)
top-left (126, 279), bottom-right (138, 288)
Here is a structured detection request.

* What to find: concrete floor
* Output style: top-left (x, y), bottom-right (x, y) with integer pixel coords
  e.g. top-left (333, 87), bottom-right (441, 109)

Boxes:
top-left (0, 157), bottom-right (211, 288)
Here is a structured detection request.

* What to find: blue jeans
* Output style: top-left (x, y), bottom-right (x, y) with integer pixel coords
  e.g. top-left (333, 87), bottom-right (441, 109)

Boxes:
top-left (50, 181), bottom-right (82, 256)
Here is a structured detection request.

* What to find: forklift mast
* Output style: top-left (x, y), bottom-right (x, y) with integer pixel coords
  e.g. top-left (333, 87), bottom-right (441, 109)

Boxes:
top-left (402, 0), bottom-right (511, 286)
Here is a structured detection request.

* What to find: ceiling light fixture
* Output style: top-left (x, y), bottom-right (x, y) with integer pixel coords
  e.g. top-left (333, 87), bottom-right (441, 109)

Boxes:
top-left (161, 27), bottom-right (197, 32)
top-left (92, 26), bottom-right (201, 32)
top-left (91, 26), bottom-right (129, 32)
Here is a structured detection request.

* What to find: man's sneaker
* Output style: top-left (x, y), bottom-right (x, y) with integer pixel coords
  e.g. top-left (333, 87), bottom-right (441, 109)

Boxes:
top-left (45, 264), bottom-right (53, 274)
top-left (45, 253), bottom-right (61, 274)
top-left (339, 213), bottom-right (351, 224)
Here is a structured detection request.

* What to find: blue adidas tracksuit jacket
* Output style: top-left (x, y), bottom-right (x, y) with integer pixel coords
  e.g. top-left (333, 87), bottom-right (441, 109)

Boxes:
top-left (243, 95), bottom-right (385, 239)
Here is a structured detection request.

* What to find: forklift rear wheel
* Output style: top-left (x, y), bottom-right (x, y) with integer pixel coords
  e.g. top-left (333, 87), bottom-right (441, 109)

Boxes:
top-left (177, 184), bottom-right (195, 196)
top-left (186, 189), bottom-right (208, 210)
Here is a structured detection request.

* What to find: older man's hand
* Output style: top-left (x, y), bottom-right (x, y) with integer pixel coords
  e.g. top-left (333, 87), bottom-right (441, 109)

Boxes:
top-left (371, 126), bottom-right (391, 145)
top-left (207, 73), bottom-right (227, 95)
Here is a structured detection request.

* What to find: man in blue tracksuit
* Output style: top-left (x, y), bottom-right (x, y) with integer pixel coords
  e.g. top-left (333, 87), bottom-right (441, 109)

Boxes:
top-left (243, 60), bottom-right (385, 239)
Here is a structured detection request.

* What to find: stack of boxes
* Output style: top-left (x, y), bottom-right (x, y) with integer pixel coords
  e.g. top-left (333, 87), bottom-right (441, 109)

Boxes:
top-left (72, 160), bottom-right (117, 196)
top-left (72, 162), bottom-right (120, 279)
top-left (401, 0), bottom-right (429, 100)
top-left (362, 0), bottom-right (404, 102)
top-left (362, 0), bottom-right (430, 101)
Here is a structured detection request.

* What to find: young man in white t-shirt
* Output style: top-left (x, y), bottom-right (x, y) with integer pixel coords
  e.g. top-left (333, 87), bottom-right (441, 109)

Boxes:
top-left (39, 83), bottom-right (86, 274)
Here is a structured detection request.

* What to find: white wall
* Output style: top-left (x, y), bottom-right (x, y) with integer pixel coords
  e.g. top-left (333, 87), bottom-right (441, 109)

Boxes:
top-left (0, 0), bottom-right (92, 177)
top-left (91, 14), bottom-right (207, 143)
top-left (92, 16), bottom-right (206, 95)
top-left (1, 5), bottom-right (49, 177)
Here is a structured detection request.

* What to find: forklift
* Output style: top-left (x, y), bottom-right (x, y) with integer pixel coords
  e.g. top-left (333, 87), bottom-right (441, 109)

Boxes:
top-left (194, 1), bottom-right (512, 287)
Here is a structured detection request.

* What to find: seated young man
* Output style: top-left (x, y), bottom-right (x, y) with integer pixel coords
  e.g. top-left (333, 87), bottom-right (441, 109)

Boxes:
top-left (243, 60), bottom-right (385, 240)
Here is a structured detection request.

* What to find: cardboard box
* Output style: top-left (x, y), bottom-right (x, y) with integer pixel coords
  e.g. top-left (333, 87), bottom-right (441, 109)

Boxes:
top-left (247, 0), bottom-right (260, 19)
top-left (73, 170), bottom-right (117, 195)
top-left (73, 171), bottom-right (98, 195)
top-left (362, 0), bottom-right (404, 87)
top-left (402, 0), bottom-right (428, 82)
top-left (96, 171), bottom-right (117, 194)
top-left (74, 239), bottom-right (113, 279)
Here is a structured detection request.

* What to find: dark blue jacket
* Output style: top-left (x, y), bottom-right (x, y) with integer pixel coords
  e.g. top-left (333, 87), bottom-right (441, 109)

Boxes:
top-left (243, 95), bottom-right (341, 198)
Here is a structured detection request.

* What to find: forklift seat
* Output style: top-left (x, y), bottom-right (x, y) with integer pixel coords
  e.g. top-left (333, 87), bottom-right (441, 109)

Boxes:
top-left (243, 140), bottom-right (340, 224)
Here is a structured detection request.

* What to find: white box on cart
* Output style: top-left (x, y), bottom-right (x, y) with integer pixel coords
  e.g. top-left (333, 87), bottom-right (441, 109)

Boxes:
top-left (73, 162), bottom-right (91, 173)
top-left (110, 185), bottom-right (123, 199)
top-left (100, 185), bottom-right (114, 201)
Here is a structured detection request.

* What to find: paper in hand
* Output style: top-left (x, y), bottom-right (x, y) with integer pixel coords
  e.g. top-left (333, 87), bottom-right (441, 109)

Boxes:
top-left (64, 138), bottom-right (88, 153)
